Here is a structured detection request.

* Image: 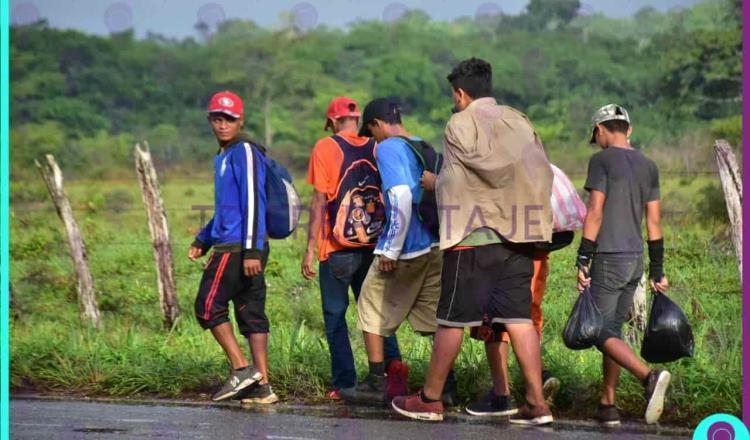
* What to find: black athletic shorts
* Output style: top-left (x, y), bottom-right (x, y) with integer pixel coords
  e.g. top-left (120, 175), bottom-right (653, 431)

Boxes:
top-left (194, 247), bottom-right (270, 335)
top-left (436, 243), bottom-right (534, 328)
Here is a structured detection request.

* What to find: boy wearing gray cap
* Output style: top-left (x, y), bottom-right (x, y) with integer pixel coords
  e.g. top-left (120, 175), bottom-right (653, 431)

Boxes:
top-left (576, 104), bottom-right (671, 426)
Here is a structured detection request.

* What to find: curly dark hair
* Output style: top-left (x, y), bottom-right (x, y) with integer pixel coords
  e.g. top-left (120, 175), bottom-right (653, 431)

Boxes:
top-left (446, 57), bottom-right (493, 99)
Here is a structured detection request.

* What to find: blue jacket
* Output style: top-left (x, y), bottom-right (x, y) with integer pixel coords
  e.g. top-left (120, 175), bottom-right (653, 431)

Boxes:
top-left (193, 138), bottom-right (267, 259)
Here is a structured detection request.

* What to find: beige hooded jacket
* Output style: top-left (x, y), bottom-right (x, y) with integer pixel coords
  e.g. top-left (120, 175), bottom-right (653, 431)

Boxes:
top-left (436, 97), bottom-right (554, 250)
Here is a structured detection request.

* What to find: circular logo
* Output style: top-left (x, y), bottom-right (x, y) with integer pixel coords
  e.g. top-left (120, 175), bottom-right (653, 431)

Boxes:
top-left (693, 414), bottom-right (749, 440)
top-left (475, 2), bottom-right (502, 20)
top-left (197, 3), bottom-right (226, 37)
top-left (104, 2), bottom-right (133, 34)
top-left (382, 2), bottom-right (408, 23)
top-left (11, 1), bottom-right (40, 26)
top-left (291, 2), bottom-right (318, 32)
top-left (577, 3), bottom-right (596, 17)
top-left (218, 97), bottom-right (234, 107)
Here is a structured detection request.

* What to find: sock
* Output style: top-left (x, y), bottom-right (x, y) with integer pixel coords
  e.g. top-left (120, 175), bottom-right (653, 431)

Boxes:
top-left (369, 361), bottom-right (385, 377)
top-left (420, 390), bottom-right (439, 403)
top-left (234, 366), bottom-right (248, 372)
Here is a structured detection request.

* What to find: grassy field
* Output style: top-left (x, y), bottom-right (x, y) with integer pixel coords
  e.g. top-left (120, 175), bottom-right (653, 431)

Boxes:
top-left (9, 170), bottom-right (741, 427)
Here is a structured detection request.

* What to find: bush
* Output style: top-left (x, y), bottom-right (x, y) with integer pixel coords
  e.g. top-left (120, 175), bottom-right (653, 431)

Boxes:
top-left (104, 189), bottom-right (134, 214)
top-left (695, 183), bottom-right (729, 225)
top-left (710, 115), bottom-right (742, 148)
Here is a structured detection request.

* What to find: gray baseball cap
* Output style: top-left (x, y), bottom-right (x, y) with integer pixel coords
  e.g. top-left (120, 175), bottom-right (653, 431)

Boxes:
top-left (589, 104), bottom-right (630, 144)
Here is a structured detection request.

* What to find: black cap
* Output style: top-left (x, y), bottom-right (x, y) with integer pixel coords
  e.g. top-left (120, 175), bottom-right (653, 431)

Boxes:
top-left (358, 97), bottom-right (402, 137)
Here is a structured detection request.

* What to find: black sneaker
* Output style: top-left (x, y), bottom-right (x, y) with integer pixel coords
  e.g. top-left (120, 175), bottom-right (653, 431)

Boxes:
top-left (465, 389), bottom-right (518, 416)
top-left (340, 374), bottom-right (386, 404)
top-left (240, 383), bottom-right (279, 405)
top-left (442, 370), bottom-right (458, 407)
top-left (643, 369), bottom-right (671, 424)
top-left (542, 370), bottom-right (560, 404)
top-left (593, 404), bottom-right (621, 426)
top-left (212, 367), bottom-right (263, 401)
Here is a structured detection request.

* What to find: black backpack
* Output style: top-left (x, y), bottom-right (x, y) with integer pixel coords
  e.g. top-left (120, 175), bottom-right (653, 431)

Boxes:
top-left (328, 135), bottom-right (386, 247)
top-left (396, 136), bottom-right (443, 237)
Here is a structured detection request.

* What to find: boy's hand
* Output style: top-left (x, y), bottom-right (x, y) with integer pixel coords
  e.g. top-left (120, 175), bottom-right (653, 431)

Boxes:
top-left (650, 275), bottom-right (669, 293)
top-left (378, 256), bottom-right (398, 273)
top-left (243, 258), bottom-right (263, 277)
top-left (577, 268), bottom-right (591, 293)
top-left (301, 248), bottom-right (317, 280)
top-left (420, 171), bottom-right (437, 191)
top-left (188, 246), bottom-right (204, 261)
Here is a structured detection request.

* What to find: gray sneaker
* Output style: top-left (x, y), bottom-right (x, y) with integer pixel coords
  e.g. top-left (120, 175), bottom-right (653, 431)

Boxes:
top-left (240, 383), bottom-right (279, 405)
top-left (340, 374), bottom-right (386, 405)
top-left (593, 404), bottom-right (621, 426)
top-left (212, 367), bottom-right (262, 401)
top-left (644, 369), bottom-right (671, 424)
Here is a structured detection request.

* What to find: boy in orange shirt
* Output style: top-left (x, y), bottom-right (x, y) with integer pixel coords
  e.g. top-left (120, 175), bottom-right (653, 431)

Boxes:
top-left (301, 97), bottom-right (404, 399)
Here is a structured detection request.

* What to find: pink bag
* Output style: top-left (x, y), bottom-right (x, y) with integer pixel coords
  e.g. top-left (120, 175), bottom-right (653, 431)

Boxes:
top-left (550, 164), bottom-right (586, 232)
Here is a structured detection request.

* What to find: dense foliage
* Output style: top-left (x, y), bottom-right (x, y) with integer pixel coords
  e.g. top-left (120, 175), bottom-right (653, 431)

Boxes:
top-left (10, 0), bottom-right (741, 177)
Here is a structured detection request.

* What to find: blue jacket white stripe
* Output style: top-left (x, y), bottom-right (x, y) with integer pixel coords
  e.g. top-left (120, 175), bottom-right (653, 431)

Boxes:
top-left (195, 139), bottom-right (267, 259)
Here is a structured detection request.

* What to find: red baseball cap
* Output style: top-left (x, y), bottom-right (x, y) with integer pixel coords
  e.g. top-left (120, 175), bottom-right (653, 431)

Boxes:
top-left (324, 96), bottom-right (361, 130)
top-left (207, 90), bottom-right (244, 119)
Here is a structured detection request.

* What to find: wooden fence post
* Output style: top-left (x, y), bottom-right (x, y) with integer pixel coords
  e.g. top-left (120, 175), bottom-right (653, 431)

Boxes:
top-left (35, 154), bottom-right (102, 329)
top-left (713, 140), bottom-right (742, 281)
top-left (134, 142), bottom-right (181, 328)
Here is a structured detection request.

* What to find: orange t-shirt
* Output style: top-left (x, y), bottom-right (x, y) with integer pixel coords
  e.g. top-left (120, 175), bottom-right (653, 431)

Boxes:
top-left (307, 130), bottom-right (373, 262)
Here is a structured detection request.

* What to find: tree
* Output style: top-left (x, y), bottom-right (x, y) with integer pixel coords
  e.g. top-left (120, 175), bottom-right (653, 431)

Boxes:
top-left (524, 0), bottom-right (581, 30)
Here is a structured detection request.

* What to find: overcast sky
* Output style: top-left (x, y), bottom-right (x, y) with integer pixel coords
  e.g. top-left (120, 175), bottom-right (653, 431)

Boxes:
top-left (10, 0), bottom-right (705, 39)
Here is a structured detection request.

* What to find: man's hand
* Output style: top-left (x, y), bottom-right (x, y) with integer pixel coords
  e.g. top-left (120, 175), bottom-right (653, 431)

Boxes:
top-left (420, 171), bottom-right (437, 191)
top-left (650, 275), bottom-right (669, 293)
top-left (243, 258), bottom-right (263, 277)
top-left (577, 268), bottom-right (591, 293)
top-left (378, 256), bottom-right (398, 273)
top-left (301, 248), bottom-right (317, 280)
top-left (188, 246), bottom-right (204, 261)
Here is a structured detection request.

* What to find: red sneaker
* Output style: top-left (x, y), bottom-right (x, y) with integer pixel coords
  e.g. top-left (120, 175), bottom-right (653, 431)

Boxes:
top-left (386, 360), bottom-right (409, 400)
top-left (391, 392), bottom-right (444, 421)
top-left (325, 389), bottom-right (342, 400)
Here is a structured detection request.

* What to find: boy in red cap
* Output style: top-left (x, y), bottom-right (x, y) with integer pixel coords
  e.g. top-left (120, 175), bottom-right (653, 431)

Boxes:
top-left (301, 97), bottom-right (404, 400)
top-left (189, 91), bottom-right (277, 404)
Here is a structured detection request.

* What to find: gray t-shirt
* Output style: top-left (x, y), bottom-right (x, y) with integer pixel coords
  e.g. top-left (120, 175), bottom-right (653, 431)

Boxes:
top-left (584, 147), bottom-right (660, 254)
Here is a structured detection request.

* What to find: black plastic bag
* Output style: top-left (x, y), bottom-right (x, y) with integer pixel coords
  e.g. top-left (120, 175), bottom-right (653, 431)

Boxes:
top-left (641, 292), bottom-right (694, 363)
top-left (563, 287), bottom-right (604, 350)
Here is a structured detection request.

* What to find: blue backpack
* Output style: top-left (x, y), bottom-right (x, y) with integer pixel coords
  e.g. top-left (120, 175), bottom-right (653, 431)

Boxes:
top-left (253, 142), bottom-right (301, 239)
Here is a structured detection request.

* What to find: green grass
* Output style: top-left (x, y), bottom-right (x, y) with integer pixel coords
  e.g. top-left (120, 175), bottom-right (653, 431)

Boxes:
top-left (9, 173), bottom-right (741, 427)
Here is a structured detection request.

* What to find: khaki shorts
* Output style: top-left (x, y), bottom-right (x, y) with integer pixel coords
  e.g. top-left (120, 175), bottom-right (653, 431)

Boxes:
top-left (357, 248), bottom-right (442, 336)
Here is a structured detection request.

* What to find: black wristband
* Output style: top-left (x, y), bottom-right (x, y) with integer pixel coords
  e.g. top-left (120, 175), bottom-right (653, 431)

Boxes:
top-left (647, 238), bottom-right (664, 281)
top-left (578, 238), bottom-right (597, 257)
top-left (576, 238), bottom-right (597, 270)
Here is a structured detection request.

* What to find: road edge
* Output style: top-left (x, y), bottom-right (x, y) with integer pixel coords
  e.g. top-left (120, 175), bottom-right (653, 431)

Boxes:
top-left (11, 392), bottom-right (694, 437)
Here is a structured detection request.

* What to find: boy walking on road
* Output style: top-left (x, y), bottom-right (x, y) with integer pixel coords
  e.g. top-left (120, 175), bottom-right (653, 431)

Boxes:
top-left (190, 91), bottom-right (277, 404)
top-left (301, 97), bottom-right (405, 400)
top-left (576, 104), bottom-right (671, 426)
top-left (391, 58), bottom-right (555, 425)
top-left (341, 98), bottom-right (456, 405)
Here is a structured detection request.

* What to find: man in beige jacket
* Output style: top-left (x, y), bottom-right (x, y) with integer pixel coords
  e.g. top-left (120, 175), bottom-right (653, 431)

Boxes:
top-left (391, 57), bottom-right (554, 425)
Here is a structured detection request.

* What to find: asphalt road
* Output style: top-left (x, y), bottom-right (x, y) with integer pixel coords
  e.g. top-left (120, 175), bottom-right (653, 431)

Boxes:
top-left (10, 398), bottom-right (690, 439)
